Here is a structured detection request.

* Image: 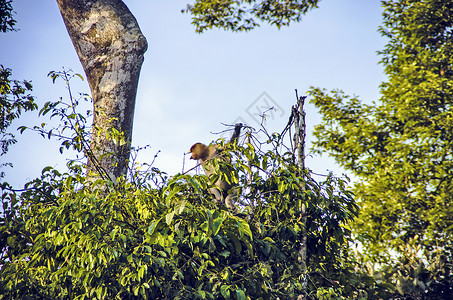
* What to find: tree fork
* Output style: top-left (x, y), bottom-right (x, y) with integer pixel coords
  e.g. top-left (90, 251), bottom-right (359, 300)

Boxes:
top-left (56, 0), bottom-right (148, 181)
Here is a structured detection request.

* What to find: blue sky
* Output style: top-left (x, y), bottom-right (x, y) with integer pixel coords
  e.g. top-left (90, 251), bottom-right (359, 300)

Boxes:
top-left (1, 0), bottom-right (387, 187)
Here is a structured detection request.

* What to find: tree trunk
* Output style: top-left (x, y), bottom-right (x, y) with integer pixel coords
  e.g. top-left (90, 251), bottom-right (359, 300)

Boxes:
top-left (293, 92), bottom-right (308, 295)
top-left (56, 0), bottom-right (148, 181)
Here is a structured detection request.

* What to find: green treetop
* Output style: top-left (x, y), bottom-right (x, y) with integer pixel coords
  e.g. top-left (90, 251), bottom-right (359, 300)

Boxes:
top-left (310, 0), bottom-right (453, 270)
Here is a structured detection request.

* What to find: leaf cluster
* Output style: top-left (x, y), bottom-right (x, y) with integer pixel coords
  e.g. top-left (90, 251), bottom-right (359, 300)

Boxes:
top-left (183, 0), bottom-right (319, 33)
top-left (0, 65), bottom-right (37, 176)
top-left (0, 0), bottom-right (15, 33)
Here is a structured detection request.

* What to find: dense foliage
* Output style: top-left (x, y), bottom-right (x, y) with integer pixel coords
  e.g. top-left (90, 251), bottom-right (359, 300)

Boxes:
top-left (5, 0), bottom-right (453, 298)
top-left (0, 145), bottom-right (358, 300)
top-left (183, 0), bottom-right (319, 33)
top-left (309, 0), bottom-right (453, 297)
top-left (0, 72), bottom-right (363, 299)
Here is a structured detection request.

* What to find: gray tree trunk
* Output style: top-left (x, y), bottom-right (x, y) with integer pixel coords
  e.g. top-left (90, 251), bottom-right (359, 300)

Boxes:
top-left (293, 92), bottom-right (308, 295)
top-left (56, 0), bottom-right (148, 181)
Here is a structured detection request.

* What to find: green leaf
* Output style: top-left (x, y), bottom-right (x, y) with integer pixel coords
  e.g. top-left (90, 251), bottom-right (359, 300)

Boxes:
top-left (75, 73), bottom-right (84, 81)
top-left (236, 290), bottom-right (246, 300)
top-left (220, 285), bottom-right (230, 298)
top-left (213, 217), bottom-right (224, 236)
top-left (166, 211), bottom-right (175, 225)
top-left (147, 220), bottom-right (159, 236)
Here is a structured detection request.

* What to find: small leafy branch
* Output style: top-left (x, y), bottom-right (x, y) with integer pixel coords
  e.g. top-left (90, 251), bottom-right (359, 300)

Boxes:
top-left (25, 70), bottom-right (92, 155)
top-left (183, 0), bottom-right (320, 33)
top-left (18, 69), bottom-right (118, 181)
top-left (0, 65), bottom-right (37, 177)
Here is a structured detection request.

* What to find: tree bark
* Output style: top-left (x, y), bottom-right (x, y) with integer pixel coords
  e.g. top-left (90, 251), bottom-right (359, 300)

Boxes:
top-left (56, 0), bottom-right (147, 181)
top-left (293, 92), bottom-right (308, 295)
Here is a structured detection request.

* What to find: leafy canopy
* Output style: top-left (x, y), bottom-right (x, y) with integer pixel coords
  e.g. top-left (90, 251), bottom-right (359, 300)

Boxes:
top-left (0, 70), bottom-right (361, 299)
top-left (183, 0), bottom-right (320, 32)
top-left (309, 0), bottom-right (453, 297)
